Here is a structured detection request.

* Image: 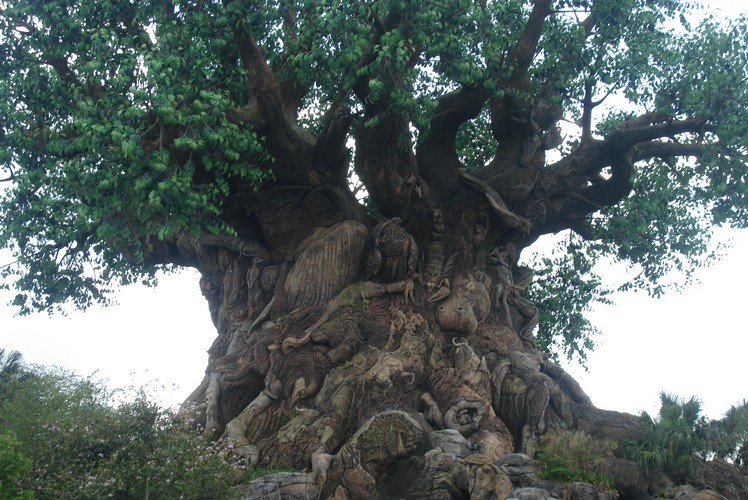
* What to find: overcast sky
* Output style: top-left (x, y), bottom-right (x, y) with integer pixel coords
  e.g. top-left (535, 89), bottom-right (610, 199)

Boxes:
top-left (2, 0), bottom-right (747, 420)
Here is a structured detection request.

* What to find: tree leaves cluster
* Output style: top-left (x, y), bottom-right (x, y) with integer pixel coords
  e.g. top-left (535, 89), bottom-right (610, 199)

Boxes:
top-left (1, 0), bottom-right (747, 360)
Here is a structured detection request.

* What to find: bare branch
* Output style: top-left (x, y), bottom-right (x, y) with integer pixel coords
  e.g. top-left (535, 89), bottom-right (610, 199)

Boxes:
top-left (225, 7), bottom-right (284, 114)
top-left (576, 153), bottom-right (634, 207)
top-left (313, 93), bottom-right (353, 180)
top-left (581, 81), bottom-right (594, 142)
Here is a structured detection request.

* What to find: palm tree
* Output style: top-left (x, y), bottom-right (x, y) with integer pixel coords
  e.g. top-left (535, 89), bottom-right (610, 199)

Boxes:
top-left (705, 399), bottom-right (748, 470)
top-left (623, 392), bottom-right (708, 483)
top-left (0, 348), bottom-right (25, 384)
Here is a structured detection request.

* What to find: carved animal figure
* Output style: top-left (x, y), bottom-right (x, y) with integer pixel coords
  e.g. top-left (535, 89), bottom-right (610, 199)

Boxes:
top-left (364, 218), bottom-right (419, 282)
top-left (435, 272), bottom-right (492, 336)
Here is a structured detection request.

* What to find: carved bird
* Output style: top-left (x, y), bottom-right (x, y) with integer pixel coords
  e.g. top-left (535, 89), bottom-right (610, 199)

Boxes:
top-left (364, 218), bottom-right (419, 282)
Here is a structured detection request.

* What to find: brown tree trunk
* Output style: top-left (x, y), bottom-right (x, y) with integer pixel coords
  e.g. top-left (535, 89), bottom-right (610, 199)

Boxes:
top-left (178, 182), bottom-right (640, 498)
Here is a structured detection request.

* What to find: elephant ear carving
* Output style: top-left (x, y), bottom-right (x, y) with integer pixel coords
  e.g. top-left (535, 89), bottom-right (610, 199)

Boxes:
top-left (282, 220), bottom-right (368, 312)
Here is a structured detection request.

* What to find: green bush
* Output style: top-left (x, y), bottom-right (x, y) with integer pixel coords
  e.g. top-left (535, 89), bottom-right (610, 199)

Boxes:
top-left (0, 363), bottom-right (235, 498)
top-left (0, 432), bottom-right (33, 499)
top-left (536, 430), bottom-right (617, 489)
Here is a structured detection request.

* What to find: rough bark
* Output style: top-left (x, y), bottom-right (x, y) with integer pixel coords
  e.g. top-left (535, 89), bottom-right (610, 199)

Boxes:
top-left (177, 185), bottom-right (642, 497)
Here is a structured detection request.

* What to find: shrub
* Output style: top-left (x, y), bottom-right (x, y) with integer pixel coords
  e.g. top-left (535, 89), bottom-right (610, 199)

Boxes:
top-left (0, 432), bottom-right (33, 500)
top-left (0, 365), bottom-right (235, 498)
top-left (536, 430), bottom-right (617, 489)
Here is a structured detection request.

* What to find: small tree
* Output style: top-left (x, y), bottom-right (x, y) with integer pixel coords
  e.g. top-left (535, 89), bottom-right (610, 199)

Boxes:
top-left (704, 399), bottom-right (748, 470)
top-left (623, 392), bottom-right (708, 483)
top-left (0, 349), bottom-right (24, 382)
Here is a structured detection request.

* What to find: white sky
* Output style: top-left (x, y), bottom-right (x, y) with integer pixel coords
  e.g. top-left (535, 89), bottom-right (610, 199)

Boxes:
top-left (1, 0), bottom-right (747, 420)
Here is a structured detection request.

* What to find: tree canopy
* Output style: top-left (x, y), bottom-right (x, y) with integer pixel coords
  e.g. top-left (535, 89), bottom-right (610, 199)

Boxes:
top-left (1, 0), bottom-right (747, 357)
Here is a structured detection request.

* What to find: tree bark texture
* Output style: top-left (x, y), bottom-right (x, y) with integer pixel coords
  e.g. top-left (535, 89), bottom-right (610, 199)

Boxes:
top-left (178, 184), bottom-right (640, 498)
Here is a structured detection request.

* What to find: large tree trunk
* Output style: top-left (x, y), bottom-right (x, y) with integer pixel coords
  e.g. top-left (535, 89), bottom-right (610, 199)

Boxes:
top-left (178, 181), bottom-right (640, 497)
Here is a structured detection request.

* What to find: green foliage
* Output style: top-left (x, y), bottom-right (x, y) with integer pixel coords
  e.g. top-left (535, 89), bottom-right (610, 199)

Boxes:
top-left (0, 348), bottom-right (25, 383)
top-left (622, 392), bottom-right (708, 483)
top-left (527, 233), bottom-right (612, 364)
top-left (536, 430), bottom-right (617, 489)
top-left (1, 0), bottom-right (747, 361)
top-left (0, 0), bottom-right (272, 313)
top-left (0, 432), bottom-right (33, 500)
top-left (703, 399), bottom-right (748, 470)
top-left (0, 362), bottom-right (235, 498)
top-left (592, 161), bottom-right (714, 298)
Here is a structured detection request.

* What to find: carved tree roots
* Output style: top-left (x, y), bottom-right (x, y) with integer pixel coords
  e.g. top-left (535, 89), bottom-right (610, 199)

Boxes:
top-left (181, 215), bottom-right (640, 498)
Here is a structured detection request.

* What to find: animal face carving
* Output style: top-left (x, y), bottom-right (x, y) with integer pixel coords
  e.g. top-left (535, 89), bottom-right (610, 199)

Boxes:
top-left (435, 273), bottom-right (492, 335)
top-left (364, 218), bottom-right (419, 282)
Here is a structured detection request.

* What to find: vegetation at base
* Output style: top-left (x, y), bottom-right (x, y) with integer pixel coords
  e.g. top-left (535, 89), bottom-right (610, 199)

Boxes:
top-left (623, 392), bottom-right (748, 484)
top-left (535, 430), bottom-right (617, 489)
top-left (0, 349), bottom-right (238, 499)
top-left (703, 399), bottom-right (748, 470)
top-left (623, 392), bottom-right (707, 483)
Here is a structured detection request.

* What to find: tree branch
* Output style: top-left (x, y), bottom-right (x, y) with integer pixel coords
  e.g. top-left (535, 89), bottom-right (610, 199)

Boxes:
top-left (525, 109), bottom-right (719, 240)
top-left (632, 141), bottom-right (705, 163)
top-left (581, 81), bottom-right (594, 142)
top-left (489, 0), bottom-right (552, 148)
top-left (350, 9), bottom-right (428, 216)
top-left (224, 4), bottom-right (285, 122)
top-left (609, 118), bottom-right (714, 150)
top-left (313, 93), bottom-right (353, 182)
top-left (272, 0), bottom-right (313, 122)
top-left (507, 0), bottom-right (552, 91)
top-left (221, 1), bottom-right (317, 180)
top-left (416, 85), bottom-right (489, 200)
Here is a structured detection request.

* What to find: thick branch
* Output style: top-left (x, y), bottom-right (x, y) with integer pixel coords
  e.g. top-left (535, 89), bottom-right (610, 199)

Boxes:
top-left (489, 0), bottom-right (552, 148)
top-left (581, 81), bottom-right (594, 142)
top-left (609, 118), bottom-right (714, 150)
top-left (632, 141), bottom-right (705, 162)
top-left (576, 153), bottom-right (634, 207)
top-left (221, 2), bottom-right (318, 181)
top-left (525, 111), bottom-right (718, 239)
top-left (538, 115), bottom-right (714, 195)
top-left (272, 1), bottom-right (313, 122)
top-left (507, 0), bottom-right (552, 91)
top-left (416, 85), bottom-right (490, 200)
top-left (226, 8), bottom-right (285, 123)
top-left (351, 11), bottom-right (427, 216)
top-left (313, 94), bottom-right (353, 182)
